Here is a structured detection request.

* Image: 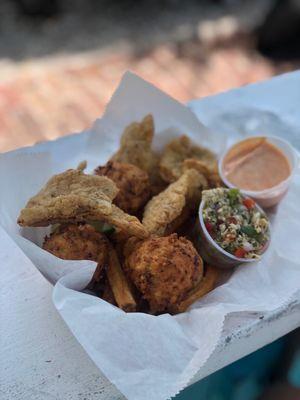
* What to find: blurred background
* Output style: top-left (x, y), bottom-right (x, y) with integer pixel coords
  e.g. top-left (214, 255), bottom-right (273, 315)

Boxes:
top-left (1, 0), bottom-right (300, 152)
top-left (2, 1), bottom-right (300, 399)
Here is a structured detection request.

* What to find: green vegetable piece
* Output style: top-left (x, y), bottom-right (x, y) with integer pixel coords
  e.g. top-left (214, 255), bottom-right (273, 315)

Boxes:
top-left (241, 225), bottom-right (258, 238)
top-left (89, 221), bottom-right (115, 234)
top-left (88, 221), bottom-right (116, 235)
top-left (228, 188), bottom-right (240, 206)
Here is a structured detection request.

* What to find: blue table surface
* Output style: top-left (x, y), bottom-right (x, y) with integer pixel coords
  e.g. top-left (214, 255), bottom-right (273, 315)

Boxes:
top-left (177, 338), bottom-right (286, 400)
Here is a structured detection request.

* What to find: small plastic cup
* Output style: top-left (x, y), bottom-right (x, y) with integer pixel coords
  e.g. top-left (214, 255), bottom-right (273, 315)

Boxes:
top-left (197, 196), bottom-right (271, 269)
top-left (219, 136), bottom-right (299, 208)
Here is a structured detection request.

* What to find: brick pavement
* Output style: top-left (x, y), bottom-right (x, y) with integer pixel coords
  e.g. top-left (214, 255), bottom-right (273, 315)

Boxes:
top-left (0, 38), bottom-right (298, 152)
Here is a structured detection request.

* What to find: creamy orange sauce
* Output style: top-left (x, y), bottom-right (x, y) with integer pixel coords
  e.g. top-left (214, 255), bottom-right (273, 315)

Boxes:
top-left (223, 137), bottom-right (291, 191)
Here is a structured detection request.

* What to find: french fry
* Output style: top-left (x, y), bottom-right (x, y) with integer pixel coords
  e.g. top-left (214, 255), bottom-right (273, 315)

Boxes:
top-left (174, 265), bottom-right (220, 314)
top-left (107, 245), bottom-right (137, 312)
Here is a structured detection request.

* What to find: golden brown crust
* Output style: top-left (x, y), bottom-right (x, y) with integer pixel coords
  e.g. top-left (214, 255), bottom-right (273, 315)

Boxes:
top-left (183, 159), bottom-right (223, 188)
top-left (18, 169), bottom-right (148, 239)
top-left (108, 205), bottom-right (148, 239)
top-left (142, 169), bottom-right (206, 236)
top-left (182, 158), bottom-right (210, 178)
top-left (125, 234), bottom-right (203, 313)
top-left (95, 161), bottom-right (151, 215)
top-left (111, 114), bottom-right (165, 195)
top-left (159, 135), bottom-right (217, 183)
top-left (162, 204), bottom-right (192, 236)
top-left (18, 169), bottom-right (117, 226)
top-left (172, 265), bottom-right (220, 313)
top-left (112, 114), bottom-right (154, 166)
top-left (43, 223), bottom-right (109, 262)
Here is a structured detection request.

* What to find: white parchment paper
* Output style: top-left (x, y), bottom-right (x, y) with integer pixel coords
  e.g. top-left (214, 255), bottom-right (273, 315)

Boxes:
top-left (1, 72), bottom-right (300, 400)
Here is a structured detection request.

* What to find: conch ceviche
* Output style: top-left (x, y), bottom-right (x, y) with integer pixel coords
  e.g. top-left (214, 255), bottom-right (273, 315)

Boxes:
top-left (202, 188), bottom-right (270, 259)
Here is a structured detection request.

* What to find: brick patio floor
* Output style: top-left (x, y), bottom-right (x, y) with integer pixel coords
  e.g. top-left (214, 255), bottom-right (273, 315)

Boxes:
top-left (0, 38), bottom-right (298, 152)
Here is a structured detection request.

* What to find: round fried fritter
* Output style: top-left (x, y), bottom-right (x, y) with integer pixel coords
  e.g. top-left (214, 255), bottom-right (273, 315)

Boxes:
top-left (43, 223), bottom-right (108, 263)
top-left (125, 234), bottom-right (203, 314)
top-left (95, 161), bottom-right (151, 215)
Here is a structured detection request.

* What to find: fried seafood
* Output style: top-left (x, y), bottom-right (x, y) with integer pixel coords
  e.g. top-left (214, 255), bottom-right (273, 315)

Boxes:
top-left (111, 114), bottom-right (155, 169)
top-left (44, 224), bottom-right (112, 301)
top-left (18, 114), bottom-right (224, 315)
top-left (159, 135), bottom-right (217, 183)
top-left (44, 222), bottom-right (136, 311)
top-left (207, 165), bottom-right (223, 188)
top-left (142, 169), bottom-right (207, 236)
top-left (18, 169), bottom-right (148, 239)
top-left (183, 159), bottom-right (223, 188)
top-left (125, 234), bottom-right (203, 314)
top-left (95, 161), bottom-right (150, 215)
top-left (108, 205), bottom-right (148, 238)
top-left (111, 114), bottom-right (165, 194)
top-left (43, 223), bottom-right (109, 262)
top-left (182, 158), bottom-right (210, 179)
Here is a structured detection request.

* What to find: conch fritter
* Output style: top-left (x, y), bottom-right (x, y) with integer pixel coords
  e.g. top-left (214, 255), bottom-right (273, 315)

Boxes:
top-left (18, 169), bottom-right (148, 239)
top-left (172, 264), bottom-right (220, 313)
top-left (43, 223), bottom-right (109, 263)
top-left (125, 234), bottom-right (203, 313)
top-left (159, 135), bottom-right (217, 183)
top-left (95, 161), bottom-right (151, 215)
top-left (111, 114), bottom-right (165, 194)
top-left (142, 169), bottom-right (207, 236)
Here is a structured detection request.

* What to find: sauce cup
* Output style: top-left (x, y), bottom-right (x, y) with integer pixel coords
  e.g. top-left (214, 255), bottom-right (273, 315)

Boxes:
top-left (197, 195), bottom-right (271, 269)
top-left (219, 136), bottom-right (299, 208)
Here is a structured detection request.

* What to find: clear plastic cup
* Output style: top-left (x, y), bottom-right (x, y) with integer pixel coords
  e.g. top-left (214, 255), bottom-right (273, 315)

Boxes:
top-left (218, 136), bottom-right (299, 208)
top-left (197, 196), bottom-right (271, 269)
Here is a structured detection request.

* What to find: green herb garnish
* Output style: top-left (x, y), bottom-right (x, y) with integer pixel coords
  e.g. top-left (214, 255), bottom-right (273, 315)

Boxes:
top-left (89, 221), bottom-right (115, 235)
top-left (241, 225), bottom-right (259, 238)
top-left (228, 188), bottom-right (240, 206)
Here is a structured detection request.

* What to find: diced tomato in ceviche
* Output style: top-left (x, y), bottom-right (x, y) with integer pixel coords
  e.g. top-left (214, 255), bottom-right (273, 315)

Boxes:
top-left (243, 197), bottom-right (255, 209)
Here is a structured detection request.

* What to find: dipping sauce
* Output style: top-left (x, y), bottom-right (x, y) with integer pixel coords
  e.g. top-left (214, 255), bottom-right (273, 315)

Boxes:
top-left (222, 137), bottom-right (291, 191)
